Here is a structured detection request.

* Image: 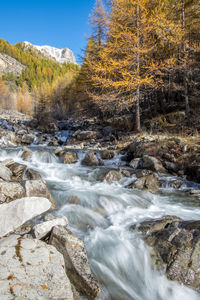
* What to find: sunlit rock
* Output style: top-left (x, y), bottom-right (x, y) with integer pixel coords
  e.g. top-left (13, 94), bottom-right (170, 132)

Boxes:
top-left (0, 235), bottom-right (73, 299)
top-left (49, 225), bottom-right (101, 299)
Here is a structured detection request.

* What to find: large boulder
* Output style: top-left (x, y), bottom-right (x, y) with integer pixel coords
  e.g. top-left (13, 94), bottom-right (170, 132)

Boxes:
top-left (142, 155), bottom-right (166, 173)
top-left (25, 179), bottom-right (56, 209)
top-left (131, 173), bottom-right (160, 193)
top-left (82, 151), bottom-right (104, 167)
top-left (74, 130), bottom-right (102, 141)
top-left (0, 197), bottom-right (51, 238)
top-left (0, 182), bottom-right (25, 203)
top-left (134, 216), bottom-right (200, 290)
top-left (63, 151), bottom-right (78, 164)
top-left (0, 235), bottom-right (73, 299)
top-left (49, 225), bottom-right (101, 299)
top-left (0, 164), bottom-right (12, 181)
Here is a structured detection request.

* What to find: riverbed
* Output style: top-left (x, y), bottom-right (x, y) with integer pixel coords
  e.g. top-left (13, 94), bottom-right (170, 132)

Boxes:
top-left (0, 146), bottom-right (200, 300)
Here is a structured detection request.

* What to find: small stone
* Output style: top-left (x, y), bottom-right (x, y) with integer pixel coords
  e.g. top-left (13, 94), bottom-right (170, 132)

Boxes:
top-left (33, 216), bottom-right (68, 239)
top-left (103, 170), bottom-right (122, 182)
top-left (100, 150), bottom-right (115, 160)
top-left (21, 147), bottom-right (32, 161)
top-left (130, 158), bottom-right (142, 169)
top-left (63, 151), bottom-right (78, 164)
top-left (68, 196), bottom-right (81, 205)
top-left (121, 169), bottom-right (131, 177)
top-left (82, 151), bottom-right (103, 167)
top-left (25, 169), bottom-right (42, 180)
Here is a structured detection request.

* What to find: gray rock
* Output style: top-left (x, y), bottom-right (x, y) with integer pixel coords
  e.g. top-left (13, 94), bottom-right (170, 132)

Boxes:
top-left (130, 158), bottom-right (142, 169)
top-left (132, 177), bottom-right (146, 190)
top-left (136, 169), bottom-right (152, 178)
top-left (33, 216), bottom-right (68, 239)
top-left (21, 134), bottom-right (35, 145)
top-left (0, 52), bottom-right (25, 76)
top-left (82, 151), bottom-right (104, 167)
top-left (54, 147), bottom-right (65, 157)
top-left (0, 235), bottom-right (73, 299)
top-left (0, 197), bottom-right (51, 238)
top-left (121, 169), bottom-right (131, 177)
top-left (145, 174), bottom-right (160, 193)
top-left (49, 225), bottom-right (101, 299)
top-left (63, 151), bottom-right (78, 164)
top-left (134, 215), bottom-right (181, 234)
top-left (170, 179), bottom-right (182, 189)
top-left (142, 155), bottom-right (166, 173)
top-left (131, 173), bottom-right (160, 193)
top-left (21, 147), bottom-right (32, 161)
top-left (0, 181), bottom-right (25, 203)
top-left (25, 179), bottom-right (56, 209)
top-left (103, 170), bottom-right (122, 182)
top-left (8, 162), bottom-right (27, 181)
top-left (100, 150), bottom-right (115, 160)
top-left (135, 217), bottom-right (200, 290)
top-left (164, 161), bottom-right (179, 173)
top-left (17, 129), bottom-right (28, 135)
top-left (74, 130), bottom-right (102, 141)
top-left (25, 168), bottom-right (42, 180)
top-left (0, 164), bottom-right (12, 181)
top-left (0, 158), bottom-right (14, 167)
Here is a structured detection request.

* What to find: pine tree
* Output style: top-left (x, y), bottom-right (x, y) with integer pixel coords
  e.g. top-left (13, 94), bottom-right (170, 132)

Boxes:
top-left (90, 0), bottom-right (108, 46)
top-left (88, 0), bottom-right (182, 131)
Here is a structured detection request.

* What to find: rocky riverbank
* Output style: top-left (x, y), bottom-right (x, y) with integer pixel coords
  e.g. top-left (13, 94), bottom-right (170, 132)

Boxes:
top-left (0, 152), bottom-right (101, 299)
top-left (0, 109), bottom-right (200, 299)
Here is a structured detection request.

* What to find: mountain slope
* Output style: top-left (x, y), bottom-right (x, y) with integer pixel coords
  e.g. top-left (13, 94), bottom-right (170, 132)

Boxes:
top-left (0, 39), bottom-right (79, 91)
top-left (24, 41), bottom-right (76, 64)
top-left (0, 52), bottom-right (25, 77)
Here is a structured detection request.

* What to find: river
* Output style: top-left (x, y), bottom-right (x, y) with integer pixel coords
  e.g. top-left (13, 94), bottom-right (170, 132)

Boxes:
top-left (0, 146), bottom-right (200, 300)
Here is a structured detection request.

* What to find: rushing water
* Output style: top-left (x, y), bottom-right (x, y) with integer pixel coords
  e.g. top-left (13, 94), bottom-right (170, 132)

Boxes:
top-left (0, 147), bottom-right (200, 300)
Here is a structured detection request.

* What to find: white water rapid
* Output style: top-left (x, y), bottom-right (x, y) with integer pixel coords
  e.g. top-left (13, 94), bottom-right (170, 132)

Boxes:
top-left (0, 147), bottom-right (200, 300)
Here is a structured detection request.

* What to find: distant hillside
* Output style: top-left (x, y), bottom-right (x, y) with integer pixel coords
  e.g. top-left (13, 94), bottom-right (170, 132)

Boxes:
top-left (0, 39), bottom-right (79, 91)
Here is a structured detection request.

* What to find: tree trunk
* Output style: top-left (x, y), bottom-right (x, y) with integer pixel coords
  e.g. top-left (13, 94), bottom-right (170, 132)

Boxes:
top-left (135, 87), bottom-right (141, 132)
top-left (182, 0), bottom-right (190, 117)
top-left (135, 1), bottom-right (141, 132)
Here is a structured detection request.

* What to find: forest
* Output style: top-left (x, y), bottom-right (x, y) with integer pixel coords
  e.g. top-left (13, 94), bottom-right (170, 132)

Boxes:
top-left (0, 0), bottom-right (200, 132)
top-left (0, 39), bottom-right (79, 117)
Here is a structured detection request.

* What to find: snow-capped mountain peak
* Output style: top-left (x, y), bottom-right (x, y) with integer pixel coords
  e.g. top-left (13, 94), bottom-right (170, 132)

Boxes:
top-left (24, 41), bottom-right (76, 64)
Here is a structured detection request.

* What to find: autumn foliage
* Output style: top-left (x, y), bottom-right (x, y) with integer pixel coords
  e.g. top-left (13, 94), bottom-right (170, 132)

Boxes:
top-left (83, 0), bottom-right (200, 130)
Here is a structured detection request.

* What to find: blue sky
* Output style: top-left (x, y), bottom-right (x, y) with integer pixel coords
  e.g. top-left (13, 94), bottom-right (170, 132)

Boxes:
top-left (0, 0), bottom-right (95, 64)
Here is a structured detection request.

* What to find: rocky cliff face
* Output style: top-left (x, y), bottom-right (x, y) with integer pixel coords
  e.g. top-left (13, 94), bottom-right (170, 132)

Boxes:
top-left (24, 41), bottom-right (76, 64)
top-left (0, 52), bottom-right (25, 77)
